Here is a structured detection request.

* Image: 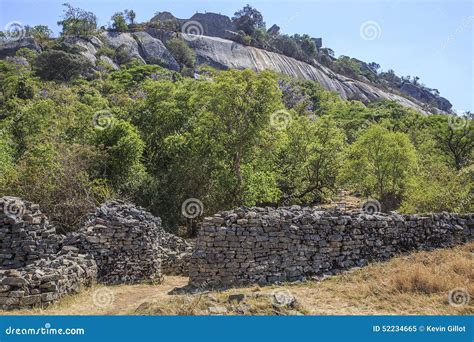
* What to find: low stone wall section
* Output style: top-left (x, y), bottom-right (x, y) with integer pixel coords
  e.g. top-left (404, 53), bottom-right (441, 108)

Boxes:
top-left (65, 201), bottom-right (164, 285)
top-left (189, 207), bottom-right (473, 287)
top-left (0, 197), bottom-right (97, 310)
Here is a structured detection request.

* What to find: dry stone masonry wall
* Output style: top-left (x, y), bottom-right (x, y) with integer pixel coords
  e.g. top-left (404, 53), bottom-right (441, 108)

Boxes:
top-left (65, 201), bottom-right (164, 285)
top-left (0, 197), bottom-right (97, 309)
top-left (189, 206), bottom-right (473, 287)
top-left (161, 232), bottom-right (193, 276)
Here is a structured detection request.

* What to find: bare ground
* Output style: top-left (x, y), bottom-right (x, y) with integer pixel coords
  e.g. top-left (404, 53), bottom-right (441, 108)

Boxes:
top-left (1, 242), bottom-right (472, 316)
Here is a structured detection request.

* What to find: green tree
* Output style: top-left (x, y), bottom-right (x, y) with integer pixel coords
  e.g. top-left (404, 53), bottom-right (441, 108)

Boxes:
top-left (111, 12), bottom-right (128, 32)
top-left (27, 25), bottom-right (53, 45)
top-left (33, 49), bottom-right (92, 81)
top-left (57, 3), bottom-right (97, 36)
top-left (428, 113), bottom-right (473, 170)
top-left (232, 4), bottom-right (265, 36)
top-left (278, 116), bottom-right (346, 204)
top-left (93, 118), bottom-right (145, 190)
top-left (124, 9), bottom-right (136, 25)
top-left (166, 38), bottom-right (195, 68)
top-left (341, 125), bottom-right (418, 211)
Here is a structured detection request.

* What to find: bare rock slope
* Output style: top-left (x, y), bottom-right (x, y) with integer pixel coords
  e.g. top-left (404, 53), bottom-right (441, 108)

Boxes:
top-left (182, 34), bottom-right (434, 114)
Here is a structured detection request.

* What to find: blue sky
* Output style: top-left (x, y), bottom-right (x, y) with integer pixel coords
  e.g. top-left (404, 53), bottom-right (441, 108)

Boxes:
top-left (1, 0), bottom-right (472, 111)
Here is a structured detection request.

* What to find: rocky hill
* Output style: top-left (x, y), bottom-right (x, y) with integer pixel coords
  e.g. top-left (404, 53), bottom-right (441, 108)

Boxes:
top-left (0, 11), bottom-right (453, 115)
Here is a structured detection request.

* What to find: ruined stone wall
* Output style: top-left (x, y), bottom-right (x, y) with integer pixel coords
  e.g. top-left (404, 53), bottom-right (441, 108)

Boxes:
top-left (0, 197), bottom-right (61, 268)
top-left (0, 197), bottom-right (97, 310)
top-left (65, 201), bottom-right (164, 285)
top-left (161, 232), bottom-right (193, 276)
top-left (1, 197), bottom-right (194, 309)
top-left (189, 207), bottom-right (473, 287)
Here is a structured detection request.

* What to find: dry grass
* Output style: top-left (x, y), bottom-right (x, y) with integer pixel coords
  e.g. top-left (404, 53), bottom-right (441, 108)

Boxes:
top-left (1, 242), bottom-right (472, 316)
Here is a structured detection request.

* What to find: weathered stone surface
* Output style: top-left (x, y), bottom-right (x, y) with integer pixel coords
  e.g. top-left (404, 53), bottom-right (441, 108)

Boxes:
top-left (63, 36), bottom-right (103, 64)
top-left (184, 35), bottom-right (438, 115)
top-left (65, 201), bottom-right (163, 285)
top-left (0, 37), bottom-right (41, 59)
top-left (133, 32), bottom-right (180, 71)
top-left (99, 32), bottom-right (145, 64)
top-left (188, 12), bottom-right (236, 40)
top-left (399, 82), bottom-right (452, 111)
top-left (189, 207), bottom-right (473, 287)
top-left (0, 196), bottom-right (96, 310)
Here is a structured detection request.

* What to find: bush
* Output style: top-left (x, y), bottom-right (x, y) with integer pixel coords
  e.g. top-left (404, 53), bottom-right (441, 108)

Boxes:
top-left (166, 38), bottom-right (195, 69)
top-left (33, 49), bottom-right (92, 81)
top-left (341, 125), bottom-right (417, 211)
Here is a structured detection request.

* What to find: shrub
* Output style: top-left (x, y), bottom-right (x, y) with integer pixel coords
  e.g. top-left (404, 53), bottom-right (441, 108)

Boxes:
top-left (33, 49), bottom-right (92, 81)
top-left (166, 38), bottom-right (195, 69)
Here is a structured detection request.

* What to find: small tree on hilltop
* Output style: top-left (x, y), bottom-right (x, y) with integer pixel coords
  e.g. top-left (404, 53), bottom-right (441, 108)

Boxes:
top-left (124, 9), bottom-right (136, 25)
top-left (232, 4), bottom-right (265, 36)
top-left (57, 3), bottom-right (97, 36)
top-left (111, 12), bottom-right (128, 32)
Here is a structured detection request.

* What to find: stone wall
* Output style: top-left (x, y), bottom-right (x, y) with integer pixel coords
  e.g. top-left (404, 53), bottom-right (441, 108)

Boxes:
top-left (161, 232), bottom-right (193, 276)
top-left (0, 197), bottom-right (97, 310)
top-left (65, 201), bottom-right (164, 285)
top-left (0, 196), bottom-right (194, 309)
top-left (189, 207), bottom-right (473, 287)
top-left (0, 197), bottom-right (61, 268)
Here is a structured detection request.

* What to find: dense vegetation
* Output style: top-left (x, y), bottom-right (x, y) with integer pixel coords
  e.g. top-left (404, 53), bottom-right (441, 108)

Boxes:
top-left (0, 5), bottom-right (472, 234)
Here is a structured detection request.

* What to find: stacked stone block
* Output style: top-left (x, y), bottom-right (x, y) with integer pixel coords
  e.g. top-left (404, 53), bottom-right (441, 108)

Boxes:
top-left (0, 196), bottom-right (97, 310)
top-left (189, 206), bottom-right (473, 287)
top-left (0, 197), bottom-right (61, 268)
top-left (65, 201), bottom-right (164, 285)
top-left (161, 232), bottom-right (193, 276)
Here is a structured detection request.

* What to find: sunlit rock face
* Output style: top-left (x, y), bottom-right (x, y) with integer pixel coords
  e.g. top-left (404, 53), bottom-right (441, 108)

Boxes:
top-left (183, 35), bottom-right (437, 114)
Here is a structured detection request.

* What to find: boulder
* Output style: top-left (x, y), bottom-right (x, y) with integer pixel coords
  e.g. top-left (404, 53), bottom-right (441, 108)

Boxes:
top-left (132, 32), bottom-right (180, 71)
top-left (188, 13), bottom-right (236, 40)
top-left (184, 35), bottom-right (437, 115)
top-left (99, 32), bottom-right (145, 64)
top-left (0, 37), bottom-right (40, 59)
top-left (399, 82), bottom-right (452, 112)
top-left (63, 36), bottom-right (103, 65)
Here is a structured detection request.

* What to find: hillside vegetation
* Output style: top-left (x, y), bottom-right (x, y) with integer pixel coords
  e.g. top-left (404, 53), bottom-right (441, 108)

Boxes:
top-left (0, 5), bottom-right (472, 234)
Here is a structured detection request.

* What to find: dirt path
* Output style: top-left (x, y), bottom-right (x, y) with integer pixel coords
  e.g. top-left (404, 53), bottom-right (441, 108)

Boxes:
top-left (1, 276), bottom-right (189, 316)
